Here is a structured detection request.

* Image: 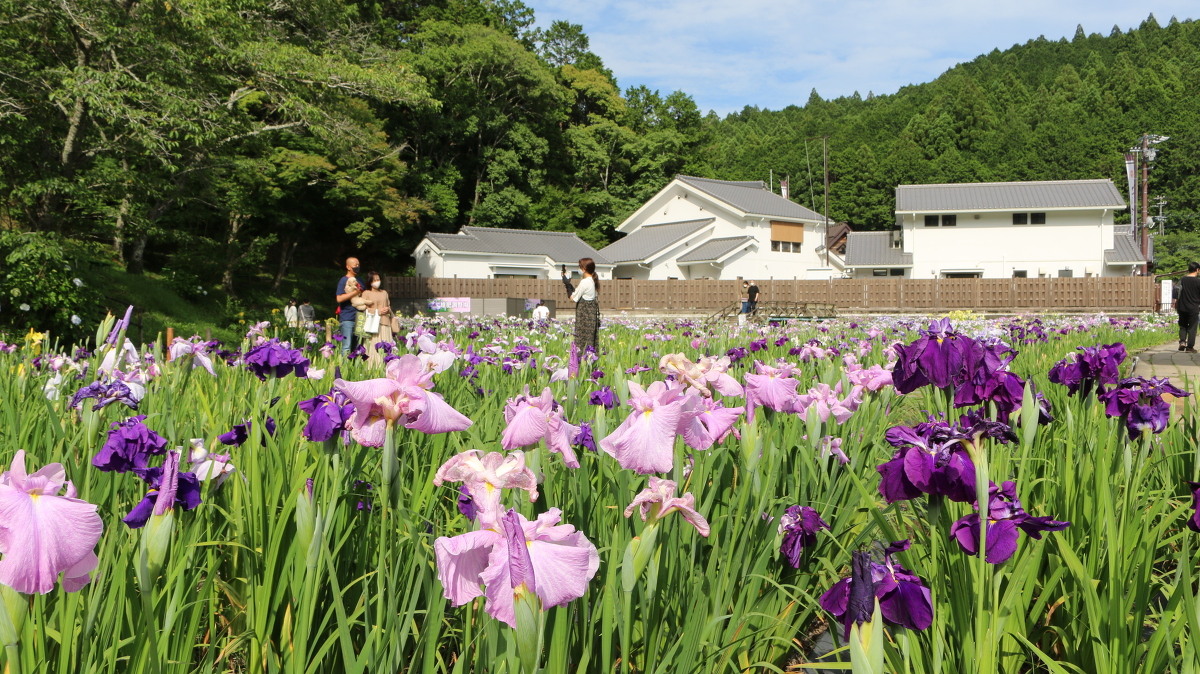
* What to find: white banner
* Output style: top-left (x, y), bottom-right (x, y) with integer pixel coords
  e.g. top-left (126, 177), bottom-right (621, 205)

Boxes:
top-left (1162, 280), bottom-right (1173, 313)
top-left (1124, 153), bottom-right (1138, 216)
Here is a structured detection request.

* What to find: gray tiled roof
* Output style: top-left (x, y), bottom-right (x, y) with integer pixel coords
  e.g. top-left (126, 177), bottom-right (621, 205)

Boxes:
top-left (677, 175), bottom-right (826, 221)
top-left (896, 179), bottom-right (1127, 212)
top-left (600, 218), bottom-right (713, 264)
top-left (677, 236), bottom-right (756, 263)
top-left (844, 232), bottom-right (913, 267)
top-left (423, 226), bottom-right (611, 265)
top-left (1105, 226), bottom-right (1146, 264)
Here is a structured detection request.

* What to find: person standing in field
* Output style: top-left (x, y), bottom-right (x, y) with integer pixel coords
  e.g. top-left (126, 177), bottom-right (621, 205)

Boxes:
top-left (562, 258), bottom-right (601, 356)
top-left (299, 299), bottom-right (315, 327)
top-left (1173, 261), bottom-right (1200, 353)
top-left (532, 301), bottom-right (550, 321)
top-left (284, 300), bottom-right (299, 328)
top-left (359, 271), bottom-right (395, 364)
top-left (335, 257), bottom-right (362, 355)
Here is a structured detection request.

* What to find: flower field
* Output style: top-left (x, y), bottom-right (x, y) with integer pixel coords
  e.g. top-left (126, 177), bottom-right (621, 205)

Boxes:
top-left (0, 310), bottom-right (1197, 674)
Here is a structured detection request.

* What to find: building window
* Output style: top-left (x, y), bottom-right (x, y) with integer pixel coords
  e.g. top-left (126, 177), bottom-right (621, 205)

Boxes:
top-left (941, 214), bottom-right (957, 227)
top-left (1031, 212), bottom-right (1046, 224)
top-left (1013, 270), bottom-right (1027, 278)
top-left (889, 268), bottom-right (905, 277)
top-left (771, 240), bottom-right (780, 252)
top-left (772, 240), bottom-right (802, 253)
top-left (1058, 268), bottom-right (1073, 278)
top-left (924, 215), bottom-right (939, 227)
top-left (872, 269), bottom-right (887, 277)
top-left (1012, 213), bottom-right (1028, 225)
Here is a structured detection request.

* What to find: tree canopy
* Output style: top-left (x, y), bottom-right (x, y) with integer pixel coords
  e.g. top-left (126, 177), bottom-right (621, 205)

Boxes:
top-left (1, 5), bottom-right (1198, 334)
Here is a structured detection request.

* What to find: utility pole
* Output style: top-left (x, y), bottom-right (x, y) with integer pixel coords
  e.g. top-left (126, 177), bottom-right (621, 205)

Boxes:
top-left (823, 136), bottom-right (830, 268)
top-left (804, 135), bottom-right (831, 268)
top-left (1141, 134), bottom-right (1149, 275)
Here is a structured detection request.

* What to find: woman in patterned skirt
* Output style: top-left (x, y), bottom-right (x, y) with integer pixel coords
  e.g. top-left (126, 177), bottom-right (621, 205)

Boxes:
top-left (562, 257), bottom-right (601, 358)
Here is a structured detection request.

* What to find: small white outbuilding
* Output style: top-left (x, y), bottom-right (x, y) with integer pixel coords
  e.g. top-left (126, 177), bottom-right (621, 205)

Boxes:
top-left (412, 226), bottom-right (613, 279)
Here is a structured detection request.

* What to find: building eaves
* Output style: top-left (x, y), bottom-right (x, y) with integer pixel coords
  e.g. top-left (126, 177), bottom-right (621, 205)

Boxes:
top-left (676, 236), bottom-right (756, 263)
top-left (423, 226), bottom-right (612, 265)
top-left (599, 218), bottom-right (713, 264)
top-left (844, 232), bottom-right (913, 267)
top-left (676, 175), bottom-right (826, 221)
top-left (896, 179), bottom-right (1127, 212)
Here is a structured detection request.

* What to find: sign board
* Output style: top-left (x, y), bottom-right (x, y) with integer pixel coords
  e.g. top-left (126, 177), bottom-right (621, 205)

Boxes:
top-left (428, 297), bottom-right (471, 313)
top-left (1161, 280), bottom-right (1172, 313)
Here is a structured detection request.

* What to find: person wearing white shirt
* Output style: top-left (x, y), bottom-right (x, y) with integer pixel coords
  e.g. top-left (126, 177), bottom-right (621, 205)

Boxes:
top-left (284, 300), bottom-right (299, 328)
top-left (532, 302), bottom-right (550, 320)
top-left (562, 257), bottom-right (601, 359)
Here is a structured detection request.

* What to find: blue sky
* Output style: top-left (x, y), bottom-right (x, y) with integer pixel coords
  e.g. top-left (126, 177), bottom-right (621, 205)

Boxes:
top-left (524, 1), bottom-right (1197, 115)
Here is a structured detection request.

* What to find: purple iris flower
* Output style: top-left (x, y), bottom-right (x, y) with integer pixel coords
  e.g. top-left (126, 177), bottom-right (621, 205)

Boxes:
top-left (93, 415), bottom-right (168, 473)
top-left (218, 417), bottom-right (277, 446)
top-left (624, 364), bottom-right (651, 375)
top-left (877, 418), bottom-right (976, 503)
top-left (297, 388), bottom-right (354, 442)
top-left (726, 346), bottom-right (749, 364)
top-left (953, 355), bottom-right (1026, 420)
top-left (589, 386), bottom-right (618, 410)
top-left (122, 452), bottom-right (203, 529)
top-left (245, 339), bottom-right (310, 380)
top-left (1187, 482), bottom-right (1200, 533)
top-left (574, 421), bottom-right (596, 452)
top-left (70, 378), bottom-right (139, 411)
top-left (891, 319), bottom-right (980, 394)
top-left (1097, 376), bottom-right (1190, 440)
top-left (1048, 343), bottom-right (1126, 397)
top-left (774, 337), bottom-right (789, 347)
top-left (871, 540), bottom-right (934, 632)
top-left (749, 338), bottom-right (768, 352)
top-left (950, 481), bottom-right (1070, 564)
top-left (778, 506), bottom-right (830, 568)
top-left (819, 550), bottom-right (878, 640)
top-left (457, 485), bottom-right (477, 520)
top-left (819, 542), bottom-right (933, 639)
top-left (374, 341), bottom-right (396, 355)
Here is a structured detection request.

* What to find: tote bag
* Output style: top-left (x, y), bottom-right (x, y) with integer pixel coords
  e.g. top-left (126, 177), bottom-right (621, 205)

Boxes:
top-left (362, 310), bottom-right (381, 335)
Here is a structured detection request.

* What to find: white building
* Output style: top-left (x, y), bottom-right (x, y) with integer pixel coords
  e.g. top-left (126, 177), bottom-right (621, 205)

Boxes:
top-left (599, 175), bottom-right (838, 280)
top-left (412, 226), bottom-right (614, 279)
top-left (843, 179), bottom-right (1144, 279)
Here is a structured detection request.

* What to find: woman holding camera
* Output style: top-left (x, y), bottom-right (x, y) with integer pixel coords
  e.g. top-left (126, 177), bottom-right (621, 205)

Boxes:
top-left (562, 257), bottom-right (601, 355)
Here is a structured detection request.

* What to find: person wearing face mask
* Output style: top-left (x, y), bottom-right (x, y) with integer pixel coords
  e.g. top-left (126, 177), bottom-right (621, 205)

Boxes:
top-left (335, 257), bottom-right (362, 355)
top-left (359, 271), bottom-right (395, 363)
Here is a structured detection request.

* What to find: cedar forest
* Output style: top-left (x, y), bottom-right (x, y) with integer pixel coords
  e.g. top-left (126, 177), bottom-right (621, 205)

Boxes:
top-left (1, 2), bottom-right (1199, 335)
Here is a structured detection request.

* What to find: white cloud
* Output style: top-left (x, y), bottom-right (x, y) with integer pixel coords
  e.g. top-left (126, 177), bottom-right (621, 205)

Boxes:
top-left (526, 0), bottom-right (1197, 114)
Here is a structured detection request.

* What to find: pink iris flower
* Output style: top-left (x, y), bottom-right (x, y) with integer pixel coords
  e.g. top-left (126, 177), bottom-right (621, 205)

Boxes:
top-left (501, 387), bottom-right (581, 468)
top-left (679, 395), bottom-right (744, 450)
top-left (599, 381), bottom-right (688, 474)
top-left (0, 451), bottom-right (103, 594)
top-left (624, 477), bottom-right (710, 537)
top-left (792, 382), bottom-right (863, 424)
top-left (435, 508), bottom-right (599, 628)
top-left (434, 450), bottom-right (539, 528)
top-left (659, 354), bottom-right (744, 398)
top-left (847, 364), bottom-right (893, 392)
top-left (744, 362), bottom-right (801, 419)
top-left (335, 354), bottom-right (472, 447)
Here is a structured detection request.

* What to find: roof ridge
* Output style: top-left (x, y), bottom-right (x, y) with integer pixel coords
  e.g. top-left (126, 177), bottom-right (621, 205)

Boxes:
top-left (676, 174), bottom-right (765, 187)
top-left (642, 217), bottom-right (716, 228)
top-left (460, 226), bottom-right (578, 237)
top-left (897, 179), bottom-right (1114, 189)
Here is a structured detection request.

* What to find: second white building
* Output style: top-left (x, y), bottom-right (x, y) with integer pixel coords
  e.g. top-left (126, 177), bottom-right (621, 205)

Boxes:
top-left (844, 179), bottom-right (1144, 279)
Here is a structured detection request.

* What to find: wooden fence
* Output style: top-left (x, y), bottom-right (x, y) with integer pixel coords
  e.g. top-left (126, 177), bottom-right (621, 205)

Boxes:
top-left (384, 277), bottom-right (1157, 312)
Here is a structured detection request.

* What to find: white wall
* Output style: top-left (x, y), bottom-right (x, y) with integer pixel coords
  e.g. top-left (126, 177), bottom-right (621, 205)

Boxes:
top-left (618, 181), bottom-right (830, 281)
top-left (899, 208), bottom-right (1127, 278)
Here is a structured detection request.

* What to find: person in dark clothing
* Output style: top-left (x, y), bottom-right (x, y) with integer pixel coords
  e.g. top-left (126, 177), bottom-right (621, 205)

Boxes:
top-left (335, 257), bottom-right (362, 355)
top-left (1173, 261), bottom-right (1200, 352)
top-left (743, 280), bottom-right (760, 314)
